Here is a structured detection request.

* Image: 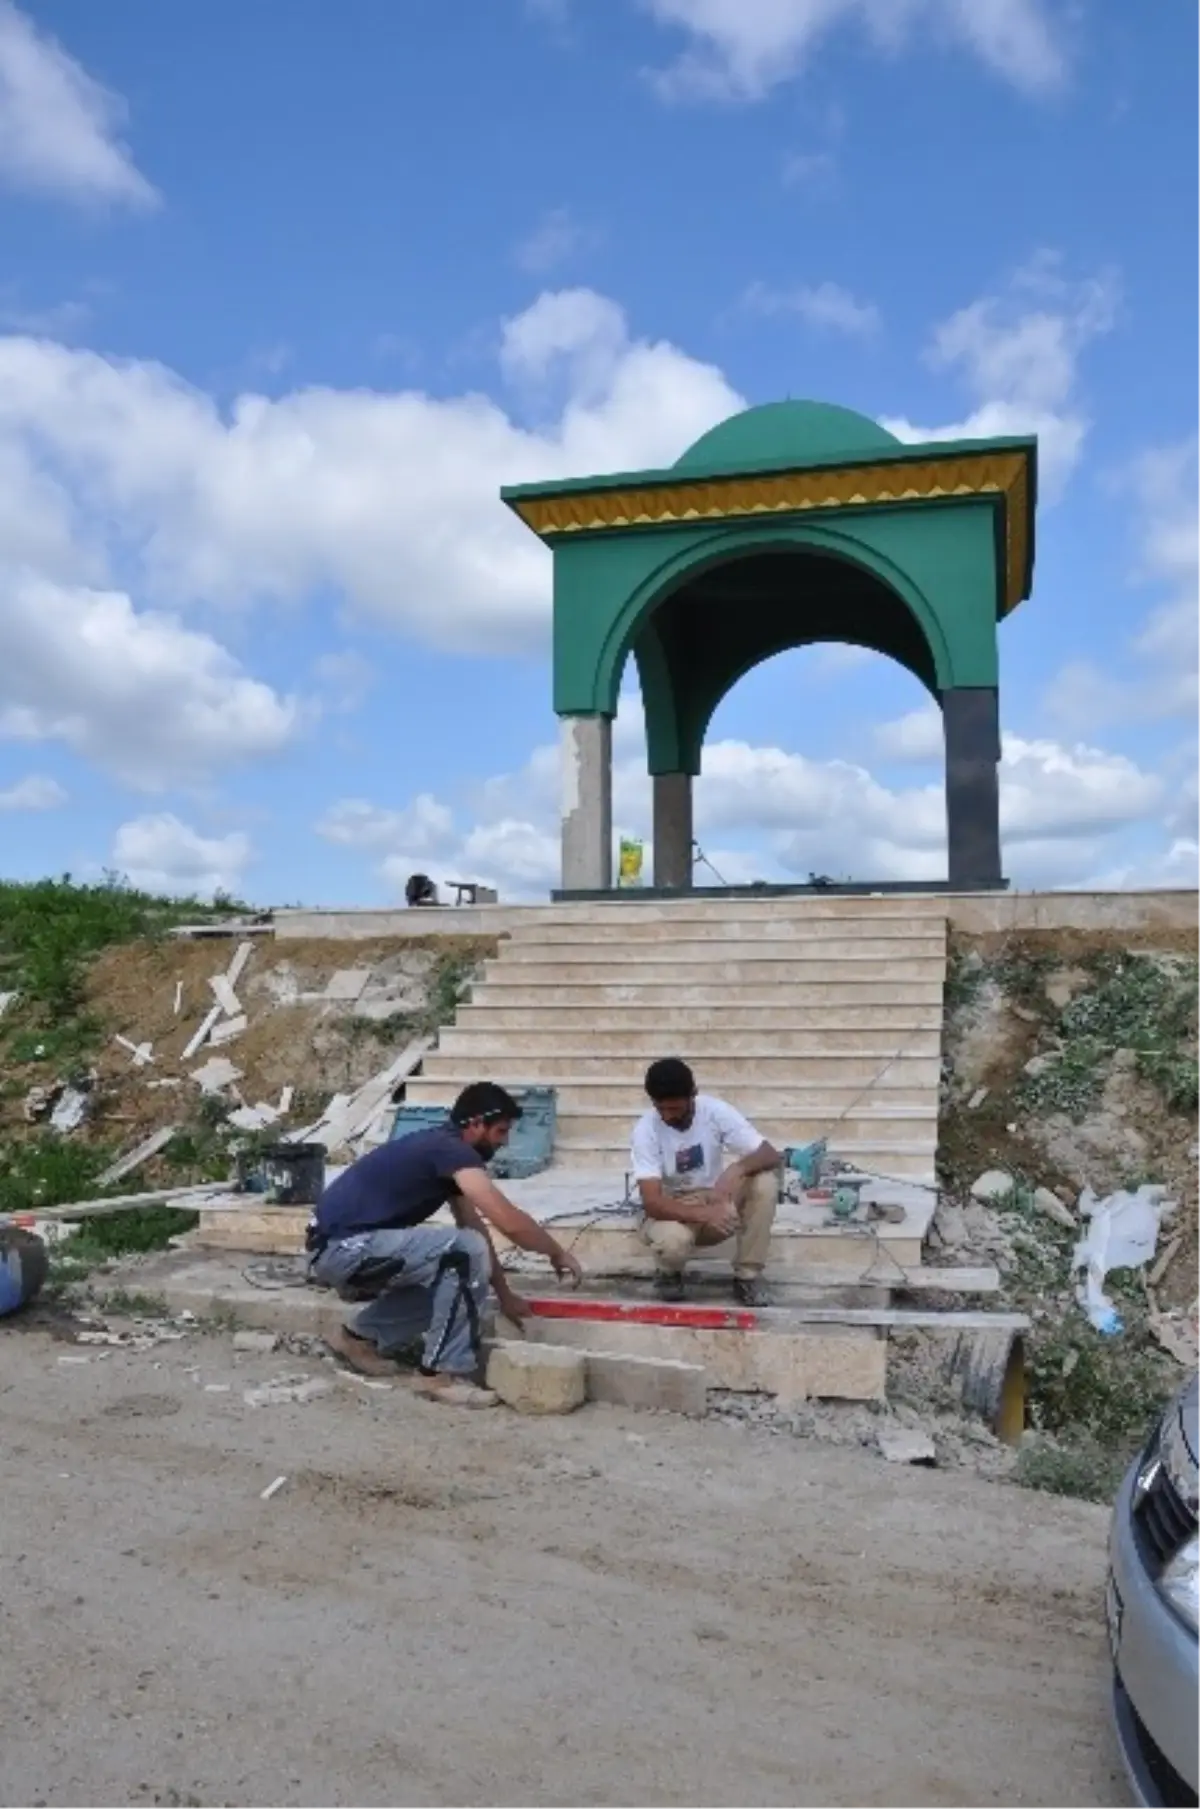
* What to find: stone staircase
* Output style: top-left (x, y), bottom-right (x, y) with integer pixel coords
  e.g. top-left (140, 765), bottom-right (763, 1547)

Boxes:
top-left (405, 896), bottom-right (948, 1183)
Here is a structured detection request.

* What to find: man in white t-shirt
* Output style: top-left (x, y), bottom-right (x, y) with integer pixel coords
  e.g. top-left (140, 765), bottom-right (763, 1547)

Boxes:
top-left (630, 1057), bottom-right (782, 1306)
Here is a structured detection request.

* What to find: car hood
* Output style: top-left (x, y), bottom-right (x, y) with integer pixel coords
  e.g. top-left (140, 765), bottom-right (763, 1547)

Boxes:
top-left (1180, 1371), bottom-right (1198, 1466)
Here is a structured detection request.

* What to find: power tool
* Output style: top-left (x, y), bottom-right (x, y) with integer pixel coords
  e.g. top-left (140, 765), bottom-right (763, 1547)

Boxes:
top-left (783, 1138), bottom-right (868, 1221)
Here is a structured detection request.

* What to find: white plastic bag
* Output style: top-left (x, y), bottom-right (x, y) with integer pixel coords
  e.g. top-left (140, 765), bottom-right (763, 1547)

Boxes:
top-left (1071, 1184), bottom-right (1174, 1334)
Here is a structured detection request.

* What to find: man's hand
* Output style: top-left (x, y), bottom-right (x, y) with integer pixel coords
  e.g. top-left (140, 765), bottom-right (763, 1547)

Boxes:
top-left (703, 1197), bottom-right (739, 1239)
top-left (494, 1280), bottom-right (533, 1324)
top-left (550, 1245), bottom-right (584, 1288)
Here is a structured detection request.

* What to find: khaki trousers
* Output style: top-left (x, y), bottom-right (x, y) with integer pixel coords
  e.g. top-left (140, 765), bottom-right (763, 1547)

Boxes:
top-left (639, 1169), bottom-right (779, 1280)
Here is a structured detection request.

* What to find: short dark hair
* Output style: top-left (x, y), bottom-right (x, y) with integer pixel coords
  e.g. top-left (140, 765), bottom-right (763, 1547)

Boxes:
top-left (645, 1057), bottom-right (695, 1102)
top-left (450, 1081), bottom-right (523, 1127)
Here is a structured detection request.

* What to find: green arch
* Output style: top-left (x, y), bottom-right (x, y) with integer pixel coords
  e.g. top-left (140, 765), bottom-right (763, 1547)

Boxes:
top-left (598, 516), bottom-right (954, 721)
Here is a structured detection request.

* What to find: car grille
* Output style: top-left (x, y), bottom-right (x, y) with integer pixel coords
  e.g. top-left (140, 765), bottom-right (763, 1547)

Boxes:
top-left (1115, 1674), bottom-right (1199, 1809)
top-left (1135, 1461), bottom-right (1198, 1571)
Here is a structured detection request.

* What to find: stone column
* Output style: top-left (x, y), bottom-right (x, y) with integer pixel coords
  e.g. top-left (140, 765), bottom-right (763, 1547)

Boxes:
top-left (942, 687), bottom-right (1002, 889)
top-left (652, 772), bottom-right (693, 890)
top-left (560, 714), bottom-right (612, 891)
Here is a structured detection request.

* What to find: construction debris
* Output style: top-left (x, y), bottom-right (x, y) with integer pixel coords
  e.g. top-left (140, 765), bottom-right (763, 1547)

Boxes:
top-left (182, 1005), bottom-right (222, 1061)
top-left (114, 1034), bottom-right (154, 1067)
top-left (173, 980), bottom-right (183, 1015)
top-left (244, 1376), bottom-right (333, 1408)
top-left (190, 1057), bottom-right (242, 1094)
top-left (291, 1038), bottom-right (432, 1153)
top-left (260, 1475), bottom-right (288, 1501)
top-left (877, 1427), bottom-right (937, 1465)
top-left (96, 1125), bottom-right (180, 1189)
top-left (209, 1014), bottom-right (248, 1046)
top-left (226, 940), bottom-right (255, 986)
top-left (208, 975), bottom-right (243, 1018)
top-left (322, 968), bottom-right (371, 1002)
top-left (1032, 1187), bottom-right (1076, 1230)
top-left (49, 1086), bottom-right (91, 1133)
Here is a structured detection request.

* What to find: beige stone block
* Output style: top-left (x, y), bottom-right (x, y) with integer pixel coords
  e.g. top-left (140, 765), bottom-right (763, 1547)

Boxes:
top-left (487, 1342), bottom-right (586, 1414)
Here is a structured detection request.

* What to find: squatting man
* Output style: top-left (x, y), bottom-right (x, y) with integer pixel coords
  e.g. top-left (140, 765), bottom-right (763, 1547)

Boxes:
top-left (307, 1083), bottom-right (583, 1408)
top-left (632, 1057), bottom-right (782, 1305)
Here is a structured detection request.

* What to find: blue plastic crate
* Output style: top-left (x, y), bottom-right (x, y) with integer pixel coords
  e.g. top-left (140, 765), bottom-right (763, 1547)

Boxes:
top-left (388, 1087), bottom-right (556, 1180)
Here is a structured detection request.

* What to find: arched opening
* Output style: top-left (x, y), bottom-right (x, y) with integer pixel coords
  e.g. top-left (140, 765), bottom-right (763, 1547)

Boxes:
top-left (690, 645), bottom-right (949, 888)
top-left (629, 543), bottom-right (942, 780)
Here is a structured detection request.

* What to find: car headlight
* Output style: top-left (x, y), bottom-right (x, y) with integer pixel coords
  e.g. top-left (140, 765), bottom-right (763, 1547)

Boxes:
top-left (1159, 1535), bottom-right (1199, 1634)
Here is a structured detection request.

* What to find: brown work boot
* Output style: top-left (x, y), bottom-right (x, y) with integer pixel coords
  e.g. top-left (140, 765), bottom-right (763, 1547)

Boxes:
top-left (412, 1371), bottom-right (498, 1409)
top-left (324, 1323), bottom-right (397, 1377)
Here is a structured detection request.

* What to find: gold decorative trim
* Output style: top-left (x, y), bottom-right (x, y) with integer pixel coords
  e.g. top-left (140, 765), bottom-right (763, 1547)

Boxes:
top-left (511, 450), bottom-right (1030, 610)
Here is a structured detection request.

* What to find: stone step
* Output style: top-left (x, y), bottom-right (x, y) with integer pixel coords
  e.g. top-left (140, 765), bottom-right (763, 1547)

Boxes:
top-left (505, 897), bottom-right (949, 925)
top-left (410, 1071), bottom-right (935, 1111)
top-left (480, 953), bottom-right (946, 986)
top-left (550, 1138), bottom-right (936, 1178)
top-left (452, 1005), bottom-right (943, 1036)
top-left (406, 1084), bottom-right (935, 1144)
top-left (469, 979), bottom-right (944, 1008)
top-left (492, 940), bottom-right (941, 969)
top-left (427, 1042), bottom-right (943, 1079)
top-left (504, 916), bottom-right (946, 946)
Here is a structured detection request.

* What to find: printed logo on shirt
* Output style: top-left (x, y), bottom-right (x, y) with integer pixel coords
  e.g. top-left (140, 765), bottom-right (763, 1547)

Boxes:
top-left (674, 1143), bottom-right (704, 1175)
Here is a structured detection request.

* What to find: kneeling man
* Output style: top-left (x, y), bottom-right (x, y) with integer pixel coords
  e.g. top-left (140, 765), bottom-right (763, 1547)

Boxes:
top-left (631, 1058), bottom-right (781, 1306)
top-left (308, 1082), bottom-right (583, 1407)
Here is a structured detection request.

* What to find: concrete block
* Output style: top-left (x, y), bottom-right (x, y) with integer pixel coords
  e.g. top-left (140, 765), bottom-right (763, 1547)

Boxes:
top-left (877, 1427), bottom-right (937, 1465)
top-left (487, 1342), bottom-right (586, 1415)
top-left (583, 1350), bottom-right (707, 1417)
top-left (500, 1316), bottom-right (886, 1404)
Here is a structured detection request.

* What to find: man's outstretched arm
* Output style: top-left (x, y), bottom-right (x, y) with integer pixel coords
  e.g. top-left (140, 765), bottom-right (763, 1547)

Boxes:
top-left (453, 1166), bottom-right (584, 1285)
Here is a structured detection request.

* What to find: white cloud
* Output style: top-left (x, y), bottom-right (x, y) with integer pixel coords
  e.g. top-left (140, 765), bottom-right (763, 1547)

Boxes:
top-left (514, 207), bottom-right (592, 276)
top-left (875, 704), bottom-right (943, 762)
top-left (0, 571), bottom-right (303, 787)
top-left (1045, 438), bottom-right (1199, 729)
top-left (641, 0), bottom-right (1067, 103)
top-left (0, 290), bottom-right (742, 654)
top-left (111, 813), bottom-right (253, 899)
top-left (742, 279), bottom-right (880, 337)
top-left (313, 648), bottom-right (374, 714)
top-left (0, 771), bottom-right (66, 810)
top-left (0, 0), bottom-right (157, 208)
top-left (313, 692), bottom-right (1170, 901)
top-left (883, 255), bottom-right (1118, 495)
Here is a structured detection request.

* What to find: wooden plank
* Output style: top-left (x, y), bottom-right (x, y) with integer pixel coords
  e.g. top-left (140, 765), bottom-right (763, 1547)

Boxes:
top-left (29, 1181), bottom-right (230, 1221)
top-left (293, 1038), bottom-right (432, 1151)
top-left (96, 1125), bottom-right (180, 1187)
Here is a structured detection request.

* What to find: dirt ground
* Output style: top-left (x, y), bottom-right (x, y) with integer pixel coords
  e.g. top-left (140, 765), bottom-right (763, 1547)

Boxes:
top-left (1, 1325), bottom-right (1129, 1809)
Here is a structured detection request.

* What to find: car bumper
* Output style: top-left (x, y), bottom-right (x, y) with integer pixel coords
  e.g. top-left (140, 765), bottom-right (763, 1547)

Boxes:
top-left (1108, 1462), bottom-right (1198, 1807)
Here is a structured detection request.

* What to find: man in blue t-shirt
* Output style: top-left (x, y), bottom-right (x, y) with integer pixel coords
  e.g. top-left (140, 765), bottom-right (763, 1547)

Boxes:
top-left (308, 1081), bottom-right (583, 1407)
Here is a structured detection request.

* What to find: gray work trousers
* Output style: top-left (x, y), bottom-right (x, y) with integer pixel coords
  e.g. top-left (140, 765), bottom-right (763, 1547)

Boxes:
top-left (309, 1224), bottom-right (490, 1376)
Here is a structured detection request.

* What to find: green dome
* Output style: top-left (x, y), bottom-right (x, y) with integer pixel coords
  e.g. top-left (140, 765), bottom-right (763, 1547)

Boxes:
top-left (675, 400), bottom-right (900, 472)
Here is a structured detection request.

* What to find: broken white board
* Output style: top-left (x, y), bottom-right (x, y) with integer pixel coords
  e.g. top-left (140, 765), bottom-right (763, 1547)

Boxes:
top-left (225, 940), bottom-right (255, 988)
top-left (96, 1124), bottom-right (179, 1188)
top-left (173, 980), bottom-right (183, 1016)
top-left (208, 974), bottom-right (243, 1018)
top-left (182, 1005), bottom-right (222, 1061)
top-left (209, 1014), bottom-right (248, 1046)
top-left (277, 1085), bottom-right (294, 1115)
top-left (114, 1034), bottom-right (154, 1067)
top-left (190, 1057), bottom-right (243, 1094)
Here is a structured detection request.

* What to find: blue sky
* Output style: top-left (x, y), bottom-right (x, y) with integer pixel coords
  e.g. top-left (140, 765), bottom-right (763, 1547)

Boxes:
top-left (0, 0), bottom-right (1195, 902)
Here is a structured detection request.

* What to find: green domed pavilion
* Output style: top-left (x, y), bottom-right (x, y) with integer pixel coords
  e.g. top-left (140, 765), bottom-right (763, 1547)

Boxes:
top-left (502, 399), bottom-right (1037, 893)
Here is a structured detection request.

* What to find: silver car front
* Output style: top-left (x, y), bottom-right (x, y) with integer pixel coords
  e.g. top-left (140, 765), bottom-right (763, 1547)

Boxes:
top-left (1107, 1372), bottom-right (1199, 1806)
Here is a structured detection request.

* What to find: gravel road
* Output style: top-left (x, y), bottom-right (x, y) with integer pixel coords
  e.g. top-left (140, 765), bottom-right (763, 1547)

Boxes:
top-left (1, 1324), bottom-right (1129, 1808)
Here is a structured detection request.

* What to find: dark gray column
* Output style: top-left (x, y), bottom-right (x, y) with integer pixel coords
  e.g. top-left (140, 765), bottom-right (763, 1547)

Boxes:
top-left (652, 773), bottom-right (693, 889)
top-left (942, 687), bottom-right (1002, 890)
